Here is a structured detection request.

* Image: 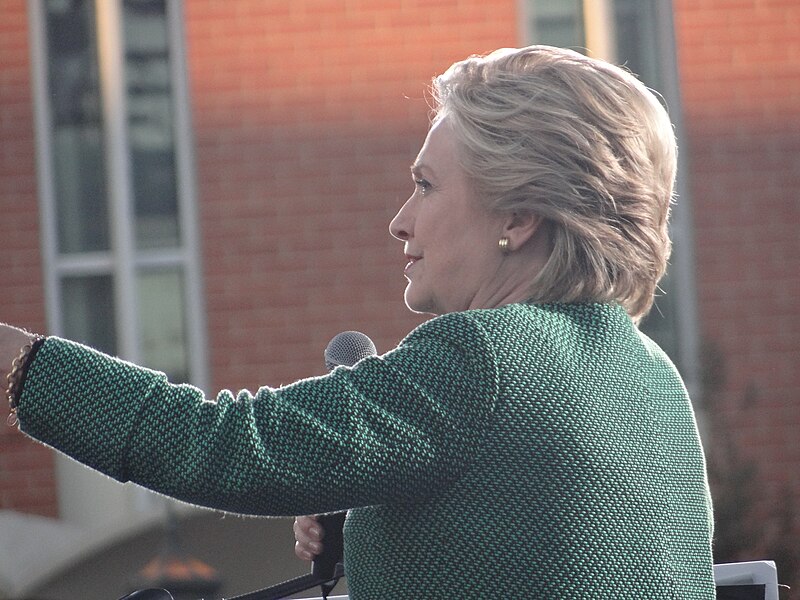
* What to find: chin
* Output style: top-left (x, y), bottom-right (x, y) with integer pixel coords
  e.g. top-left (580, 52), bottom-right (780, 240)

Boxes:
top-left (404, 286), bottom-right (439, 316)
top-left (405, 304), bottom-right (438, 316)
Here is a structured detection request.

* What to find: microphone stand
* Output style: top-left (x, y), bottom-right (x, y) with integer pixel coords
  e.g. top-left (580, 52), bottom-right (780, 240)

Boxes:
top-left (223, 563), bottom-right (344, 600)
top-left (119, 561), bottom-right (344, 600)
top-left (224, 513), bottom-right (346, 600)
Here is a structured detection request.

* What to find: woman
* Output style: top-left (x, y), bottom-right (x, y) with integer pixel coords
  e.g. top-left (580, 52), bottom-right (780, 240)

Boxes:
top-left (2, 46), bottom-right (715, 598)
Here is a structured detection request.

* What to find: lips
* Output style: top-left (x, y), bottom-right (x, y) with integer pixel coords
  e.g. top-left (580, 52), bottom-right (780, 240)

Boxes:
top-left (404, 254), bottom-right (422, 275)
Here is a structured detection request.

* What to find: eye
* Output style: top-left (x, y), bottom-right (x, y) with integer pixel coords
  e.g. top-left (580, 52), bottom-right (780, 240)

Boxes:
top-left (414, 178), bottom-right (432, 195)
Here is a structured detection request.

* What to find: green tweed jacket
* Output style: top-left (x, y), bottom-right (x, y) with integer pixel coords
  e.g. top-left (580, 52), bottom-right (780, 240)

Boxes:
top-left (18, 302), bottom-right (715, 598)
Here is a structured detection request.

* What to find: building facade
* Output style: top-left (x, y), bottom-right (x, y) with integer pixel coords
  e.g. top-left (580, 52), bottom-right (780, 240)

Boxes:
top-left (1, 0), bottom-right (798, 597)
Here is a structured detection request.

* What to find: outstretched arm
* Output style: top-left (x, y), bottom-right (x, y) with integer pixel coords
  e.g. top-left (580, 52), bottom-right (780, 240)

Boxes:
top-left (11, 312), bottom-right (498, 518)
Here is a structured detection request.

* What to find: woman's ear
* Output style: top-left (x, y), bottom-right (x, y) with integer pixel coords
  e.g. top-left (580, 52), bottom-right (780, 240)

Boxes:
top-left (503, 212), bottom-right (544, 251)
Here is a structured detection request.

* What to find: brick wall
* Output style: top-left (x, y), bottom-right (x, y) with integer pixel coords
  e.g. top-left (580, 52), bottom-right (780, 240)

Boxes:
top-left (183, 0), bottom-right (519, 390)
top-left (674, 0), bottom-right (800, 571)
top-left (0, 0), bottom-right (57, 518)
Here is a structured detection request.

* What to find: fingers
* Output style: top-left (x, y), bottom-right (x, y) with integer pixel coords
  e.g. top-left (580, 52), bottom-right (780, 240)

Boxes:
top-left (293, 515), bottom-right (324, 561)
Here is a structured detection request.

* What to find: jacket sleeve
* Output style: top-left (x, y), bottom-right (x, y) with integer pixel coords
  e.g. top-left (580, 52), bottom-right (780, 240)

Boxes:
top-left (17, 312), bottom-right (498, 516)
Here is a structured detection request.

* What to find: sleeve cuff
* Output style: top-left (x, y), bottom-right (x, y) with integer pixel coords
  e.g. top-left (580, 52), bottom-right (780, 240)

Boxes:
top-left (17, 337), bottom-right (166, 482)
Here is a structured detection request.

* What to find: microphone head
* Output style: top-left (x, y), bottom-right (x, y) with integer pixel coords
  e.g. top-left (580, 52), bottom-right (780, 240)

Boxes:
top-left (324, 331), bottom-right (377, 371)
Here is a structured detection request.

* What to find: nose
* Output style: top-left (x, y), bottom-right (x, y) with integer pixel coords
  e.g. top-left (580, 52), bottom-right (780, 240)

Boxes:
top-left (389, 197), bottom-right (414, 241)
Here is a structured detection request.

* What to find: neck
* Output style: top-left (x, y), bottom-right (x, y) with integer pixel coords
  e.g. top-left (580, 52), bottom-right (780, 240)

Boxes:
top-left (470, 228), bottom-right (553, 310)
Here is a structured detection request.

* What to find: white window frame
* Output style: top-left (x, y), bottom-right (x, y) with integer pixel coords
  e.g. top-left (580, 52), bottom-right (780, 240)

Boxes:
top-left (28, 0), bottom-right (208, 528)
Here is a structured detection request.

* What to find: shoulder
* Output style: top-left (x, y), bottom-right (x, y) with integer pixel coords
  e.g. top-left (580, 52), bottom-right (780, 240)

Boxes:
top-left (412, 302), bottom-right (632, 343)
top-left (404, 302), bottom-right (548, 339)
top-left (635, 327), bottom-right (686, 388)
top-left (397, 302), bottom-right (637, 369)
top-left (399, 305), bottom-right (532, 359)
top-left (396, 304), bottom-right (557, 375)
top-left (389, 310), bottom-right (506, 399)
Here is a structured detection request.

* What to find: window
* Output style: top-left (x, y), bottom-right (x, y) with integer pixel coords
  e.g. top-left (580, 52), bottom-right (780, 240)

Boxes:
top-left (33, 0), bottom-right (205, 382)
top-left (526, 0), bottom-right (585, 50)
top-left (30, 0), bottom-right (207, 523)
top-left (523, 0), bottom-right (701, 394)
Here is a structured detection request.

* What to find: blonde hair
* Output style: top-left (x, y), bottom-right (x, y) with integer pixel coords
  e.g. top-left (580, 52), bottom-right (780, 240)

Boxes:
top-left (432, 46), bottom-right (677, 321)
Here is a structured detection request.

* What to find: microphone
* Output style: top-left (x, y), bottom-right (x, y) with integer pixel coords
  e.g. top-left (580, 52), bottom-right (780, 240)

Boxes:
top-left (324, 330), bottom-right (377, 371)
top-left (311, 331), bottom-right (377, 582)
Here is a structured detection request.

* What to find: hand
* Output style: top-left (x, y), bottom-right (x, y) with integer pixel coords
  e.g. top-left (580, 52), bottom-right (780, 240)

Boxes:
top-left (0, 324), bottom-right (39, 383)
top-left (293, 515), bottom-right (324, 562)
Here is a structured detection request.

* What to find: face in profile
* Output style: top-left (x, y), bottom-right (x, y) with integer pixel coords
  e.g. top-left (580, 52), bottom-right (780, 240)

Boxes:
top-left (389, 118), bottom-right (507, 315)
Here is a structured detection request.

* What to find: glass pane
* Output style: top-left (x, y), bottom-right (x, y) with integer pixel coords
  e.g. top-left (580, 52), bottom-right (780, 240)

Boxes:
top-left (530, 0), bottom-right (585, 49)
top-left (45, 0), bottom-right (110, 254)
top-left (613, 0), bottom-right (662, 88)
top-left (137, 268), bottom-right (189, 383)
top-left (62, 275), bottom-right (117, 355)
top-left (124, 0), bottom-right (181, 249)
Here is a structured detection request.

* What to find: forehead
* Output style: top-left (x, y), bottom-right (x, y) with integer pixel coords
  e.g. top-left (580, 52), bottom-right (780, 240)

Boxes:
top-left (413, 117), bottom-right (460, 174)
